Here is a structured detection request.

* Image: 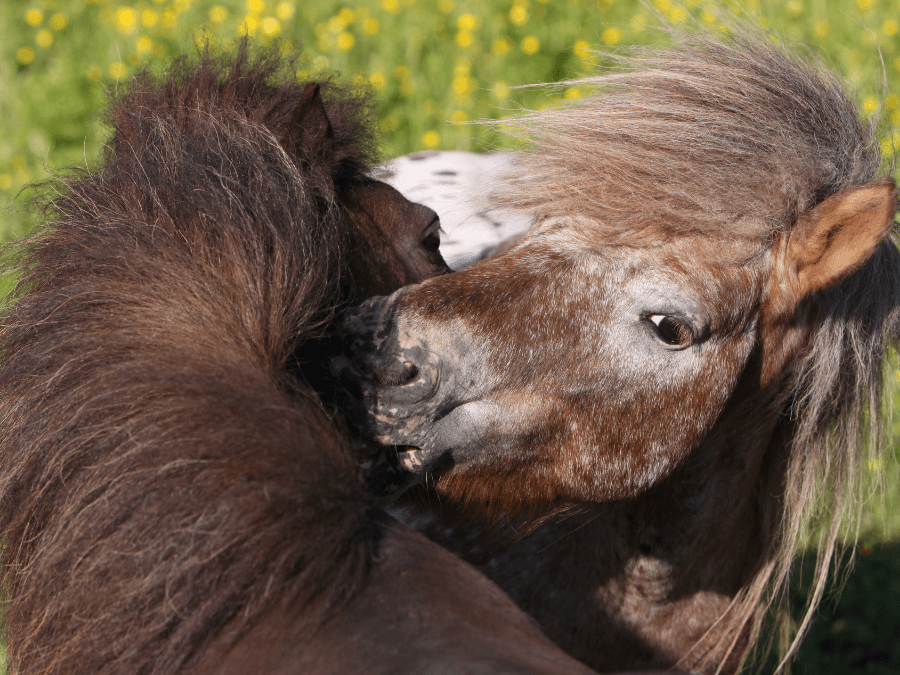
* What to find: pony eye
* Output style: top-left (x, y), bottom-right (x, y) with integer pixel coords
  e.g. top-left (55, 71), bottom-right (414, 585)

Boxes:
top-left (647, 314), bottom-right (694, 347)
top-left (422, 231), bottom-right (441, 253)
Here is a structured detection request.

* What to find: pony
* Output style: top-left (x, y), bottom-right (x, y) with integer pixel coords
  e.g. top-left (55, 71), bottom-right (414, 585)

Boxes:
top-left (335, 29), bottom-right (900, 674)
top-left (0, 42), bottom-right (608, 675)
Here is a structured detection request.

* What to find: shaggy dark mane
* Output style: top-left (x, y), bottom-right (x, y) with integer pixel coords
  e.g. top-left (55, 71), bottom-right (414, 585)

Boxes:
top-left (0, 41), bottom-right (378, 675)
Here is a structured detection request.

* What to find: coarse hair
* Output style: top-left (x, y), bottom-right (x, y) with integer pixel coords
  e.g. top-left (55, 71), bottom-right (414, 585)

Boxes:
top-left (494, 26), bottom-right (900, 670)
top-left (0, 39), bottom-right (380, 674)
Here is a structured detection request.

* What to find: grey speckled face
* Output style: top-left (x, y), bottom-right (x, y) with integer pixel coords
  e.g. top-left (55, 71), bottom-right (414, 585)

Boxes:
top-left (333, 225), bottom-right (766, 504)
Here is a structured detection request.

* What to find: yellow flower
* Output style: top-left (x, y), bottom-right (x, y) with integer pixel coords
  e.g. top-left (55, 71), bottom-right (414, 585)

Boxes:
top-left (338, 8), bottom-right (355, 24)
top-left (786, 0), bottom-right (802, 15)
top-left (422, 131), bottom-right (440, 148)
top-left (337, 32), bottom-right (355, 50)
top-left (438, 0), bottom-right (453, 13)
top-left (0, 174), bottom-right (12, 191)
top-left (209, 6), bottom-right (228, 23)
top-left (25, 8), bottom-right (43, 27)
top-left (601, 28), bottom-right (621, 45)
top-left (521, 35), bottom-right (539, 55)
top-left (17, 46), bottom-right (35, 65)
top-left (573, 39), bottom-right (591, 60)
top-left (856, 0), bottom-right (873, 8)
top-left (136, 36), bottom-right (154, 55)
top-left (141, 8), bottom-right (159, 27)
top-left (458, 13), bottom-right (476, 30)
top-left (699, 10), bottom-right (715, 27)
top-left (867, 458), bottom-right (882, 471)
top-left (668, 6), bottom-right (686, 23)
top-left (452, 75), bottom-right (474, 96)
top-left (116, 7), bottom-right (138, 34)
top-left (276, 2), bottom-right (294, 20)
top-left (455, 30), bottom-right (473, 47)
top-left (564, 87), bottom-right (581, 99)
top-left (887, 94), bottom-right (899, 111)
top-left (240, 15), bottom-right (260, 34)
top-left (261, 16), bottom-right (281, 37)
top-left (813, 19), bottom-right (829, 39)
top-left (364, 18), bottom-right (379, 34)
top-left (370, 71), bottom-right (386, 90)
top-left (247, 0), bottom-right (265, 15)
top-left (863, 95), bottom-right (878, 114)
top-left (653, 0), bottom-right (670, 10)
top-left (509, 5), bottom-right (528, 25)
top-left (381, 0), bottom-right (400, 13)
top-left (109, 62), bottom-right (128, 79)
top-left (400, 79), bottom-right (414, 95)
top-left (49, 13), bottom-right (67, 30)
top-left (86, 65), bottom-right (101, 81)
top-left (450, 110), bottom-right (468, 122)
top-left (491, 37), bottom-right (511, 56)
top-left (492, 81), bottom-right (509, 99)
top-left (883, 19), bottom-right (899, 37)
top-left (394, 65), bottom-right (410, 80)
top-left (36, 29), bottom-right (53, 48)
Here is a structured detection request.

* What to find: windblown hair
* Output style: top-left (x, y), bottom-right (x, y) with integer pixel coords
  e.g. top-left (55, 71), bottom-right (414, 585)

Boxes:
top-left (0, 41), bottom-right (379, 674)
top-left (496, 29), bottom-right (900, 669)
top-left (498, 31), bottom-right (882, 248)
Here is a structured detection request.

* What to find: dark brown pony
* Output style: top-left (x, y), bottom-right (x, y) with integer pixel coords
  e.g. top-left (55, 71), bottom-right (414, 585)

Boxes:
top-left (0, 43), bottom-right (609, 675)
top-left (337, 31), bottom-right (900, 674)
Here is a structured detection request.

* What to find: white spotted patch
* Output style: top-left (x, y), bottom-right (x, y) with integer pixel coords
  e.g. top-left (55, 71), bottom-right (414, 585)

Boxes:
top-left (373, 151), bottom-right (535, 270)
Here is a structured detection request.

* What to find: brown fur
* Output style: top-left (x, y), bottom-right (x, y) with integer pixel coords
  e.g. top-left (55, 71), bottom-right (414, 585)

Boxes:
top-left (0, 41), bottom-right (606, 675)
top-left (485, 31), bottom-right (900, 672)
top-left (341, 28), bottom-right (900, 674)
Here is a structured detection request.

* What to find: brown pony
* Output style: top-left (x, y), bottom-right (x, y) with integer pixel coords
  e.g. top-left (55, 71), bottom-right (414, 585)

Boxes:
top-left (0, 43), bottom-right (610, 675)
top-left (336, 30), bottom-right (900, 674)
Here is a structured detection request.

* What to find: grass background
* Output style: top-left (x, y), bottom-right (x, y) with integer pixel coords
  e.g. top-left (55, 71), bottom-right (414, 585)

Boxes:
top-left (0, 0), bottom-right (898, 672)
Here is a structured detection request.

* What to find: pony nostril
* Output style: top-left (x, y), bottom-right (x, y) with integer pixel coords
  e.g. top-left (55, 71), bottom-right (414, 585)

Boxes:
top-left (373, 360), bottom-right (419, 387)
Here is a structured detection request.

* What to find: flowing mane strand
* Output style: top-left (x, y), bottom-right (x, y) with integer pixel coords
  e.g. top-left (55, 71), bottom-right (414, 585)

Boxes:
top-left (496, 31), bottom-right (882, 247)
top-left (0, 41), bottom-right (379, 674)
top-left (496, 29), bottom-right (900, 669)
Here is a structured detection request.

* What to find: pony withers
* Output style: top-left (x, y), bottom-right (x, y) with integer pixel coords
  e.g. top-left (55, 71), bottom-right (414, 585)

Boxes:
top-left (337, 30), bottom-right (900, 673)
top-left (0, 42), bottom-right (611, 675)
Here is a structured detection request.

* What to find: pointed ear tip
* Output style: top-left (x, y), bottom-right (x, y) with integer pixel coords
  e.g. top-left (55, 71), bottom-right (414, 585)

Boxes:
top-left (870, 176), bottom-right (897, 195)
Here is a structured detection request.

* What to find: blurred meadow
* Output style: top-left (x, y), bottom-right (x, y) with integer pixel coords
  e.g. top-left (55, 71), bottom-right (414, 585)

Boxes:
top-left (0, 0), bottom-right (898, 673)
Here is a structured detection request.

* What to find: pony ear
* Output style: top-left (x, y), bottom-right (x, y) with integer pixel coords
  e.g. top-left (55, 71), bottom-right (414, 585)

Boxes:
top-left (789, 178), bottom-right (896, 297)
top-left (282, 82), bottom-right (335, 161)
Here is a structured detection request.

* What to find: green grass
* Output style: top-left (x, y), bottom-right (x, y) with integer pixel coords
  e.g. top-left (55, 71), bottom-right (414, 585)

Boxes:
top-left (0, 1), bottom-right (898, 673)
top-left (2, 0), bottom-right (900, 239)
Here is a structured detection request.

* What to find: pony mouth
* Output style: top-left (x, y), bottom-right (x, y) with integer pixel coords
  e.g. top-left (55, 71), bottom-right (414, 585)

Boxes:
top-left (364, 445), bottom-right (425, 500)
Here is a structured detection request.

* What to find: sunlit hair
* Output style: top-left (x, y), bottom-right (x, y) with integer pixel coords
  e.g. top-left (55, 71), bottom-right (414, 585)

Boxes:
top-left (494, 26), bottom-right (900, 671)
